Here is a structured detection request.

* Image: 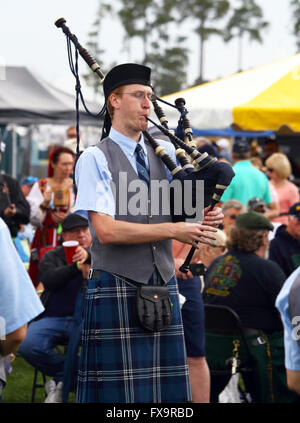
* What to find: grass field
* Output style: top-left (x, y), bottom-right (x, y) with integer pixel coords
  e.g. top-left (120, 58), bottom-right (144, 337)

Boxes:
top-left (2, 355), bottom-right (75, 403)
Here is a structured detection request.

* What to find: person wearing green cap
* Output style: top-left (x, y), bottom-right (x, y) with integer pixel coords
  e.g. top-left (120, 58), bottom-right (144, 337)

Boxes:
top-left (203, 211), bottom-right (299, 403)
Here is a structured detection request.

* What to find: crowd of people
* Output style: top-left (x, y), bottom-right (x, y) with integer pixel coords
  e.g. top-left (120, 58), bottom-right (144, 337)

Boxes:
top-left (0, 62), bottom-right (300, 405)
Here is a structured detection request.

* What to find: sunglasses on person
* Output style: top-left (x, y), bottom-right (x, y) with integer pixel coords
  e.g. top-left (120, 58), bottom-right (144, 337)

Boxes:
top-left (254, 206), bottom-right (266, 213)
top-left (267, 168), bottom-right (274, 173)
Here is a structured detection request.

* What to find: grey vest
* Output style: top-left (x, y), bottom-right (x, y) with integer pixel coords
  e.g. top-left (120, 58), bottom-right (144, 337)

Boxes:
top-left (90, 136), bottom-right (174, 284)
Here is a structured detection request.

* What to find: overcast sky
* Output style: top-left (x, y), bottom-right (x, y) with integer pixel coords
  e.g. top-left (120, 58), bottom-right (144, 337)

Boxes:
top-left (0, 0), bottom-right (297, 96)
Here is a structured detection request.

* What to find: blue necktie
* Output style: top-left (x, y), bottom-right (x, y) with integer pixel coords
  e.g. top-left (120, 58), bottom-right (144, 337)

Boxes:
top-left (135, 143), bottom-right (150, 187)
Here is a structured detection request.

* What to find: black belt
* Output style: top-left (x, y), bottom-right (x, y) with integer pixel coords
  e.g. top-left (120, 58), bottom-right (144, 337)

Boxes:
top-left (88, 268), bottom-right (165, 286)
top-left (88, 269), bottom-right (140, 286)
top-left (243, 328), bottom-right (267, 346)
top-left (243, 328), bottom-right (261, 336)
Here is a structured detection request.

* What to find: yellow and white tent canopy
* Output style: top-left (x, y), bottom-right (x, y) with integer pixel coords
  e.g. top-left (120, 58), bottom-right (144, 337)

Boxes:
top-left (159, 53), bottom-right (300, 132)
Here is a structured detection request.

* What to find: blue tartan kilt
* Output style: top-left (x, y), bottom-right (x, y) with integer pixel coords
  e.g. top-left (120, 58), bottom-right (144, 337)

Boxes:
top-left (76, 271), bottom-right (191, 403)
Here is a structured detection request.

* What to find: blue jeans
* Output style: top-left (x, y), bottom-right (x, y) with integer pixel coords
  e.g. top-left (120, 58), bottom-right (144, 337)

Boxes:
top-left (18, 316), bottom-right (75, 383)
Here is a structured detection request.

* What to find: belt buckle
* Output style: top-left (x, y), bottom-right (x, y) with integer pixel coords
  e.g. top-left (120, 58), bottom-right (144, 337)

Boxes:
top-left (256, 336), bottom-right (266, 345)
top-left (88, 269), bottom-right (93, 280)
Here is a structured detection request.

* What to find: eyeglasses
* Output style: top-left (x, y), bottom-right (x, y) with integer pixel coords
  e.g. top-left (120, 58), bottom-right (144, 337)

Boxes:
top-left (67, 133), bottom-right (77, 138)
top-left (117, 91), bottom-right (155, 101)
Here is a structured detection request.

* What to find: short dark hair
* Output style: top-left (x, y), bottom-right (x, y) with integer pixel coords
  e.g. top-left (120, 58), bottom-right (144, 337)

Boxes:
top-left (227, 226), bottom-right (266, 253)
top-left (51, 146), bottom-right (75, 164)
top-left (232, 151), bottom-right (251, 160)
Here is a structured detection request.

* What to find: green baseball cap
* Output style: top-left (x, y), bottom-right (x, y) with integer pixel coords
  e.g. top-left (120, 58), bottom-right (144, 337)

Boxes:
top-left (236, 211), bottom-right (274, 231)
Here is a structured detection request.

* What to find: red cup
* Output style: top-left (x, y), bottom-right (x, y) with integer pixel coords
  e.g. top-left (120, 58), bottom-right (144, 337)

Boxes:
top-left (63, 240), bottom-right (79, 264)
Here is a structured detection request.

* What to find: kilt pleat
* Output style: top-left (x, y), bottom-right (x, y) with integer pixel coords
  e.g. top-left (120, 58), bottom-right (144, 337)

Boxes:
top-left (76, 271), bottom-right (191, 403)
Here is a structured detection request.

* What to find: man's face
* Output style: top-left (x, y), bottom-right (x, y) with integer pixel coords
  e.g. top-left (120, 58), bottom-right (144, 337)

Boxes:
top-left (67, 127), bottom-right (77, 139)
top-left (223, 207), bottom-right (242, 235)
top-left (112, 84), bottom-right (153, 133)
top-left (287, 216), bottom-right (300, 240)
top-left (62, 226), bottom-right (92, 249)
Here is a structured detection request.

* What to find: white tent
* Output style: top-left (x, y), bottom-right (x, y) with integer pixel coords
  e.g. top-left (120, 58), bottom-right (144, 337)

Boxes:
top-left (160, 54), bottom-right (300, 132)
top-left (0, 66), bottom-right (101, 126)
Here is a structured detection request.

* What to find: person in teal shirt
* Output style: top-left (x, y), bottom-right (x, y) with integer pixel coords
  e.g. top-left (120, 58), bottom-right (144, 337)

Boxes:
top-left (221, 139), bottom-right (272, 206)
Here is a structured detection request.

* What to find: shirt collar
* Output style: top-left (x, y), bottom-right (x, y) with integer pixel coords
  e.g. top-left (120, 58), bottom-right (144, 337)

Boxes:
top-left (109, 127), bottom-right (147, 158)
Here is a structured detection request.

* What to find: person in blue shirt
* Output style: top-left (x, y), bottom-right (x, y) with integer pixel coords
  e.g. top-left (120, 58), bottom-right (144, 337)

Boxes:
top-left (276, 266), bottom-right (300, 395)
top-left (0, 217), bottom-right (44, 400)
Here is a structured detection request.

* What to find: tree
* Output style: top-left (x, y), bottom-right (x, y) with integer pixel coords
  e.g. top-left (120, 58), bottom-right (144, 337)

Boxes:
top-left (224, 0), bottom-right (269, 71)
top-left (118, 0), bottom-right (189, 94)
top-left (118, 0), bottom-right (154, 63)
top-left (290, 0), bottom-right (300, 51)
top-left (177, 0), bottom-right (230, 83)
top-left (81, 1), bottom-right (113, 100)
top-left (147, 39), bottom-right (189, 96)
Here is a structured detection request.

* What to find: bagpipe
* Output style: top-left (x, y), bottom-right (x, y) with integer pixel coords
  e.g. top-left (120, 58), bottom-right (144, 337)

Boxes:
top-left (55, 18), bottom-right (235, 273)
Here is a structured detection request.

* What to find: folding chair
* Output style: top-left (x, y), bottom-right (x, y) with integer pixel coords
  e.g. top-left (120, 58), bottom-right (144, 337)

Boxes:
top-left (31, 344), bottom-right (67, 403)
top-left (204, 304), bottom-right (255, 402)
top-left (31, 368), bottom-right (46, 403)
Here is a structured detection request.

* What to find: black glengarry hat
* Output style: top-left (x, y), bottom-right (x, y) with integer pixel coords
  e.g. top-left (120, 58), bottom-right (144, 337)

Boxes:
top-left (101, 63), bottom-right (152, 140)
top-left (103, 63), bottom-right (152, 100)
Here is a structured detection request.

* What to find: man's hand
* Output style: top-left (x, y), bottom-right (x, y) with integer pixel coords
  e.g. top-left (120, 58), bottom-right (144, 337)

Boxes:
top-left (173, 221), bottom-right (217, 249)
top-left (43, 189), bottom-right (52, 204)
top-left (77, 263), bottom-right (91, 280)
top-left (72, 246), bottom-right (89, 264)
top-left (202, 206), bottom-right (224, 227)
top-left (4, 204), bottom-right (16, 218)
top-left (51, 210), bottom-right (68, 224)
